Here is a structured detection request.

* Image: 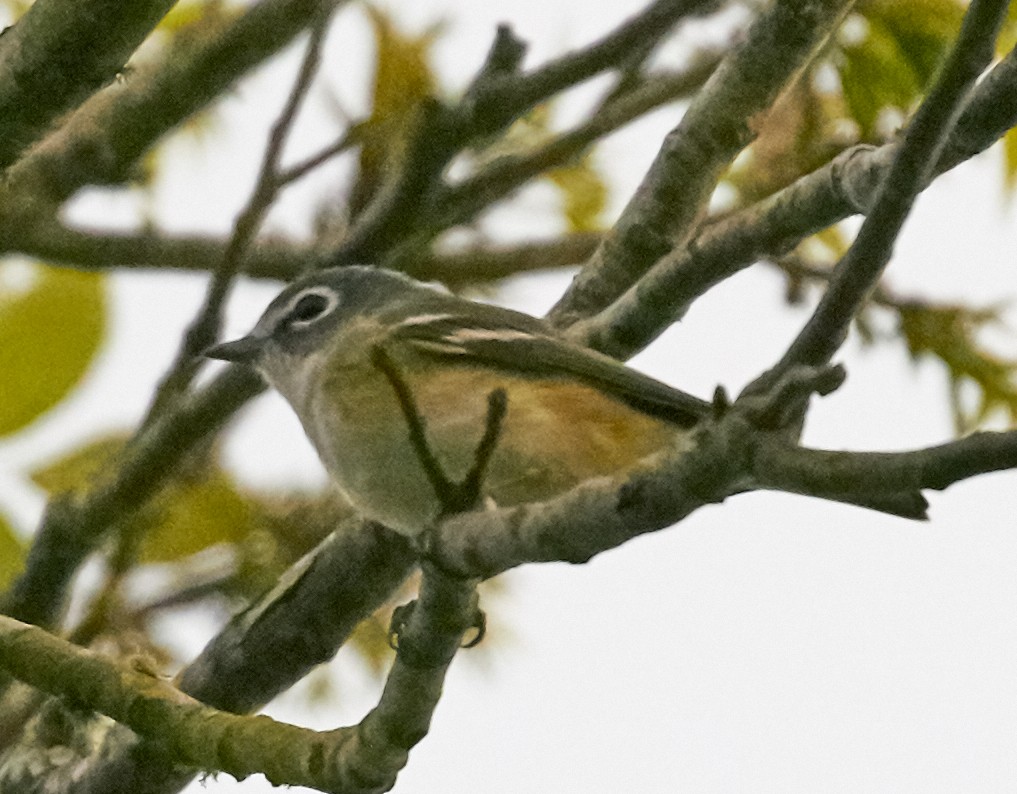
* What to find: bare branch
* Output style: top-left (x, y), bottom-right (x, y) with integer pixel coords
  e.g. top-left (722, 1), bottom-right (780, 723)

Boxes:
top-left (69, 520), bottom-right (417, 793)
top-left (549, 0), bottom-right (853, 327)
top-left (430, 403), bottom-right (1017, 580)
top-left (765, 0), bottom-right (1009, 383)
top-left (141, 14), bottom-right (331, 425)
top-left (0, 0), bottom-right (177, 170)
top-left (458, 0), bottom-right (718, 136)
top-left (3, 0), bottom-right (348, 202)
top-left (425, 58), bottom-right (721, 235)
top-left (0, 563), bottom-right (478, 793)
top-left (571, 38), bottom-right (1017, 359)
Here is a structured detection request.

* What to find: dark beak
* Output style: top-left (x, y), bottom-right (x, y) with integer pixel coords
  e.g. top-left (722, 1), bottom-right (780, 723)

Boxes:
top-left (203, 335), bottom-right (265, 364)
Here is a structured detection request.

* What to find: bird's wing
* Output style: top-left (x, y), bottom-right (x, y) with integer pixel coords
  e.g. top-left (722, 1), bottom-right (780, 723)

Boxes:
top-left (388, 307), bottom-right (711, 428)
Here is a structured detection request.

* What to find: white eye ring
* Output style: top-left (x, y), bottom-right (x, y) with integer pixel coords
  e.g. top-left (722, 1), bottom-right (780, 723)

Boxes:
top-left (283, 287), bottom-right (339, 329)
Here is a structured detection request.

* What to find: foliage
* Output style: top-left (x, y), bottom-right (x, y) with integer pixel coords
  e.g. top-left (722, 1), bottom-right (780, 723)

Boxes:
top-left (0, 264), bottom-right (106, 437)
top-left (0, 0), bottom-right (1015, 789)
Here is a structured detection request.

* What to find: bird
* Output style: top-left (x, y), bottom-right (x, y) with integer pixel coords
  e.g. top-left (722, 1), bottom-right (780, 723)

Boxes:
top-left (204, 266), bottom-right (715, 535)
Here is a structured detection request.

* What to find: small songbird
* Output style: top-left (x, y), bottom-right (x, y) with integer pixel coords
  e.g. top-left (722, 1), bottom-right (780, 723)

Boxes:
top-left (205, 266), bottom-right (712, 534)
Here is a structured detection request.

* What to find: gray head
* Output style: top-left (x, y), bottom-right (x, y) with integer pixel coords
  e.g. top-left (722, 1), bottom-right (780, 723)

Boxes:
top-left (204, 266), bottom-right (435, 368)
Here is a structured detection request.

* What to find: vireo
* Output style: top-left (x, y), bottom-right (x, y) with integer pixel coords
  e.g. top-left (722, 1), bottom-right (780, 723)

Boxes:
top-left (205, 266), bottom-right (711, 534)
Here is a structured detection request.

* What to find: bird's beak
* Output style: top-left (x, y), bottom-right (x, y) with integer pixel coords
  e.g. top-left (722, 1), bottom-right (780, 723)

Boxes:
top-left (203, 335), bottom-right (265, 364)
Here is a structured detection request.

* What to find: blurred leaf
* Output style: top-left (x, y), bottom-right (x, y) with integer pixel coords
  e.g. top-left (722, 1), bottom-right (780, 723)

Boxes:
top-left (0, 0), bottom-right (30, 19)
top-left (349, 612), bottom-right (395, 675)
top-left (0, 512), bottom-right (25, 591)
top-left (998, 1), bottom-right (1017, 56)
top-left (138, 468), bottom-right (252, 563)
top-left (156, 0), bottom-right (234, 37)
top-left (32, 434), bottom-right (254, 563)
top-left (31, 433), bottom-right (129, 495)
top-left (839, 19), bottom-right (921, 139)
top-left (351, 6), bottom-right (440, 215)
top-left (838, 1), bottom-right (962, 140)
top-left (730, 78), bottom-right (844, 203)
top-left (1003, 127), bottom-right (1017, 194)
top-left (0, 264), bottom-right (106, 437)
top-left (899, 302), bottom-right (1017, 432)
top-left (862, 0), bottom-right (963, 82)
top-left (547, 155), bottom-right (608, 232)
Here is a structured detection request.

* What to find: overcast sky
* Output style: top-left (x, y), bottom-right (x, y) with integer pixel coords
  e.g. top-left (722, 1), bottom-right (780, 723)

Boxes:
top-left (4, 1), bottom-right (1017, 792)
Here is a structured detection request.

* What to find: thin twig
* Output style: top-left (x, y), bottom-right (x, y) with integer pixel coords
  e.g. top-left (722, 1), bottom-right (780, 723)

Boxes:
top-left (140, 15), bottom-right (331, 427)
top-left (548, 0), bottom-right (853, 328)
top-left (460, 0), bottom-right (717, 135)
top-left (370, 345), bottom-right (451, 503)
top-left (428, 59), bottom-right (720, 234)
top-left (570, 39), bottom-right (1017, 359)
top-left (764, 0), bottom-right (1009, 383)
top-left (371, 345), bottom-right (510, 516)
top-left (276, 124), bottom-right (360, 186)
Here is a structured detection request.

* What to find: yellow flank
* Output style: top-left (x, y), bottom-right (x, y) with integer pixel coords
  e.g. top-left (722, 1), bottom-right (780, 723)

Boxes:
top-left (309, 338), bottom-right (684, 532)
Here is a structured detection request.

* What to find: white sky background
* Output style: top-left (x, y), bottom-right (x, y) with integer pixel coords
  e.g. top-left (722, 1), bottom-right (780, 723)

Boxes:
top-left (4, 1), bottom-right (1017, 792)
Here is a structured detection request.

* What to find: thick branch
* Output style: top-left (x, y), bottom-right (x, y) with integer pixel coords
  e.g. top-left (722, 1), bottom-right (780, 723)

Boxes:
top-left (0, 563), bottom-right (477, 793)
top-left (0, 0), bottom-right (176, 170)
top-left (3, 0), bottom-right (347, 202)
top-left (769, 0), bottom-right (1008, 381)
top-left (68, 521), bottom-right (417, 794)
top-left (549, 0), bottom-right (852, 327)
top-left (430, 410), bottom-right (1017, 580)
top-left (0, 367), bottom-right (263, 629)
top-left (571, 38), bottom-right (1017, 358)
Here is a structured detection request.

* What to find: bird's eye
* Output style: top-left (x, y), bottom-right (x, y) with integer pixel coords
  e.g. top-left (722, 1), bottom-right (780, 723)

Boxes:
top-left (284, 290), bottom-right (335, 328)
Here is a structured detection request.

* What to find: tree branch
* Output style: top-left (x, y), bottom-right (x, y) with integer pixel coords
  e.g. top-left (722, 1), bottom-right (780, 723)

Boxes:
top-left (571, 37), bottom-right (1017, 359)
top-left (2, 0), bottom-right (348, 202)
top-left (0, 0), bottom-right (177, 170)
top-left (548, 0), bottom-right (853, 327)
top-left (141, 13), bottom-right (331, 426)
top-left (0, 562), bottom-right (478, 793)
top-left (430, 394), bottom-right (1017, 580)
top-left (765, 0), bottom-right (1009, 385)
top-left (457, 0), bottom-right (718, 137)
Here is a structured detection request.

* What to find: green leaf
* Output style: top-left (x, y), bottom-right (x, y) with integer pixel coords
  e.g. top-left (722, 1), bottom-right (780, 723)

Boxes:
top-left (547, 155), bottom-right (608, 232)
top-left (30, 433), bottom-right (128, 495)
top-left (839, 17), bottom-right (922, 139)
top-left (898, 303), bottom-right (1017, 433)
top-left (351, 6), bottom-right (440, 215)
top-left (32, 434), bottom-right (254, 563)
top-left (1003, 127), bottom-right (1017, 194)
top-left (862, 0), bottom-right (963, 84)
top-left (137, 468), bottom-right (252, 563)
top-left (998, 1), bottom-right (1017, 56)
top-left (0, 513), bottom-right (25, 591)
top-left (0, 264), bottom-right (106, 437)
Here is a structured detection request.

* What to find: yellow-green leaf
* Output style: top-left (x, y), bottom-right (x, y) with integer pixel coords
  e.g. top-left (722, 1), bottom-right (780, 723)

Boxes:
top-left (998, 1), bottom-right (1017, 56)
top-left (861, 0), bottom-right (963, 83)
top-left (0, 264), bottom-right (106, 437)
top-left (137, 468), bottom-right (251, 563)
top-left (32, 434), bottom-right (253, 563)
top-left (839, 17), bottom-right (922, 139)
top-left (156, 0), bottom-right (234, 37)
top-left (899, 303), bottom-right (1017, 432)
top-left (0, 513), bottom-right (25, 591)
top-left (1003, 127), bottom-right (1017, 194)
top-left (351, 6), bottom-right (439, 215)
top-left (30, 433), bottom-right (128, 495)
top-left (547, 156), bottom-right (608, 232)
